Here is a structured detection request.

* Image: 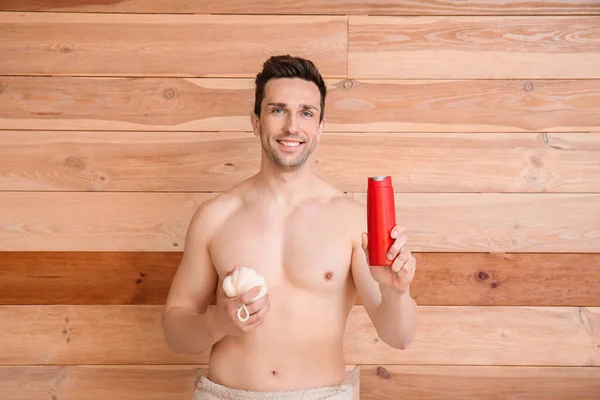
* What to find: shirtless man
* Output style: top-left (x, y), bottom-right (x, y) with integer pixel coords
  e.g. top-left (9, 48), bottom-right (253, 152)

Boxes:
top-left (162, 55), bottom-right (418, 399)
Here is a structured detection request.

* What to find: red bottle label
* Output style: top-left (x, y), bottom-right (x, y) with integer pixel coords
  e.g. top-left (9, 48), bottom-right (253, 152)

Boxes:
top-left (367, 176), bottom-right (396, 267)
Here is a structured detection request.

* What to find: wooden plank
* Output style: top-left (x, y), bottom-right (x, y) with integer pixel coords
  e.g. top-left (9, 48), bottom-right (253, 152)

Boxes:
top-left (0, 305), bottom-right (597, 366)
top-left (1, 252), bottom-right (599, 307)
top-left (0, 365), bottom-right (206, 400)
top-left (0, 13), bottom-right (347, 78)
top-left (0, 365), bottom-right (359, 400)
top-left (360, 365), bottom-right (600, 400)
top-left (345, 306), bottom-right (600, 366)
top-left (2, 192), bottom-right (599, 252)
top-left (0, 77), bottom-right (256, 132)
top-left (2, 131), bottom-right (600, 193)
top-left (0, 192), bottom-right (217, 252)
top-left (349, 16), bottom-right (600, 79)
top-left (0, 252), bottom-right (180, 305)
top-left (353, 192), bottom-right (600, 253)
top-left (325, 79), bottom-right (600, 133)
top-left (2, 77), bottom-right (599, 132)
top-left (0, 131), bottom-right (261, 192)
top-left (2, 0), bottom-right (599, 15)
top-left (1, 366), bottom-right (598, 400)
top-left (316, 132), bottom-right (600, 193)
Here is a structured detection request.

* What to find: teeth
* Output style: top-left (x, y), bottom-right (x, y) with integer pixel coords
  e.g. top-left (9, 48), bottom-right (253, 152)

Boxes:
top-left (281, 141), bottom-right (301, 147)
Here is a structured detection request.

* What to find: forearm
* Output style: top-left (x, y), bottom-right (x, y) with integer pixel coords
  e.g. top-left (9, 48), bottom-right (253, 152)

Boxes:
top-left (374, 286), bottom-right (418, 349)
top-left (162, 306), bottom-right (225, 354)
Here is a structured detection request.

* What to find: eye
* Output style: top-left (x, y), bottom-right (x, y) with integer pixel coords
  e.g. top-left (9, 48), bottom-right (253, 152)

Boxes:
top-left (272, 108), bottom-right (284, 114)
top-left (302, 111), bottom-right (314, 118)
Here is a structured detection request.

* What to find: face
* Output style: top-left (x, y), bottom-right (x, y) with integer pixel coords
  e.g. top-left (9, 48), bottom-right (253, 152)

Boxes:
top-left (251, 77), bottom-right (325, 171)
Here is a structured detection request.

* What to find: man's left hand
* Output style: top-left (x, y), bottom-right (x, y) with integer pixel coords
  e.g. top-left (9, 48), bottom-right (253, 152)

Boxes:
top-left (361, 226), bottom-right (416, 295)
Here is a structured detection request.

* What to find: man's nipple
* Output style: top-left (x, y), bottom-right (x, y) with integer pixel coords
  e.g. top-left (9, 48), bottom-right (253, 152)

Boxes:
top-left (324, 271), bottom-right (333, 281)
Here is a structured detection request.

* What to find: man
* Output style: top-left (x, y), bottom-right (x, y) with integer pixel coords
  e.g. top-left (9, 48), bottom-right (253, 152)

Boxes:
top-left (162, 55), bottom-right (418, 399)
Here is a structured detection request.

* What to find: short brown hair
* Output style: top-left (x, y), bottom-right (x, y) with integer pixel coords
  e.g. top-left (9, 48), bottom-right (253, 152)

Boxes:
top-left (254, 55), bottom-right (327, 122)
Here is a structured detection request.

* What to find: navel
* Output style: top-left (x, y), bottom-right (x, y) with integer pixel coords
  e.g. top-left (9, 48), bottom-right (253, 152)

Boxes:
top-left (271, 370), bottom-right (278, 376)
top-left (324, 271), bottom-right (333, 281)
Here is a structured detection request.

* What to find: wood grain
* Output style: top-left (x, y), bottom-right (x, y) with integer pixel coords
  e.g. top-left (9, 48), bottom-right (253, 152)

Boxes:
top-left (0, 77), bottom-right (256, 131)
top-left (1, 365), bottom-right (598, 400)
top-left (353, 192), bottom-right (600, 253)
top-left (0, 365), bottom-right (359, 400)
top-left (0, 252), bottom-right (180, 305)
top-left (1, 305), bottom-right (597, 366)
top-left (0, 192), bottom-right (217, 251)
top-left (4, 192), bottom-right (599, 252)
top-left (2, 77), bottom-right (599, 132)
top-left (0, 365), bottom-right (205, 400)
top-left (0, 131), bottom-right (261, 192)
top-left (1, 131), bottom-right (599, 193)
top-left (1, 252), bottom-right (599, 306)
top-left (0, 12), bottom-right (347, 77)
top-left (359, 365), bottom-right (600, 400)
top-left (349, 16), bottom-right (600, 79)
top-left (325, 79), bottom-right (600, 133)
top-left (2, 0), bottom-right (599, 15)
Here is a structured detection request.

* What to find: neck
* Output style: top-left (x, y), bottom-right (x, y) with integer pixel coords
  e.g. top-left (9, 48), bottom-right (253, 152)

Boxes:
top-left (254, 158), bottom-right (318, 204)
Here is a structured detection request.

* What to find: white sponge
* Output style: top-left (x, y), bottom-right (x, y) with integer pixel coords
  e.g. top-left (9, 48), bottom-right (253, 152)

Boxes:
top-left (222, 267), bottom-right (268, 322)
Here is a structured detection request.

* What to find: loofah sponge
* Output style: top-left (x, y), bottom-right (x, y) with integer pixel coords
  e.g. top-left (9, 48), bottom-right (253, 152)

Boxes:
top-left (222, 267), bottom-right (268, 322)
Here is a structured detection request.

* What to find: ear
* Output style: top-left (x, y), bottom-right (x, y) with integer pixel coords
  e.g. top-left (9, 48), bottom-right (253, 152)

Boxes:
top-left (250, 112), bottom-right (260, 137)
top-left (316, 117), bottom-right (325, 143)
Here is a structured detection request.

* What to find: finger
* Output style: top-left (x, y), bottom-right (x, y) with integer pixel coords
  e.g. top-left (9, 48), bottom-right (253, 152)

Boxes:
top-left (390, 226), bottom-right (406, 239)
top-left (236, 304), bottom-right (251, 323)
top-left (404, 255), bottom-right (417, 276)
top-left (387, 234), bottom-right (408, 261)
top-left (238, 286), bottom-right (265, 305)
top-left (243, 299), bottom-right (270, 330)
top-left (243, 293), bottom-right (269, 315)
top-left (391, 249), bottom-right (411, 273)
top-left (361, 232), bottom-right (368, 252)
top-left (226, 265), bottom-right (239, 277)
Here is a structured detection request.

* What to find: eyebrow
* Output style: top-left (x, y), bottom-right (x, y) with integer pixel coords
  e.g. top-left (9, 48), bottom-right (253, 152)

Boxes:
top-left (267, 102), bottom-right (318, 111)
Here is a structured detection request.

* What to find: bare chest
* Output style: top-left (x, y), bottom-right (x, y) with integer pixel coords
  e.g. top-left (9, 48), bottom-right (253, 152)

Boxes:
top-left (209, 202), bottom-right (354, 293)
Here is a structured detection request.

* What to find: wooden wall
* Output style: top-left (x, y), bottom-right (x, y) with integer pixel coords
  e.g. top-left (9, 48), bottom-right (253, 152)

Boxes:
top-left (1, 1), bottom-right (599, 398)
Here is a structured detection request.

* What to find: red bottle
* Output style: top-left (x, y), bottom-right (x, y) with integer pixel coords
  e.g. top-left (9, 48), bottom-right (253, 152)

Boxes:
top-left (367, 176), bottom-right (396, 267)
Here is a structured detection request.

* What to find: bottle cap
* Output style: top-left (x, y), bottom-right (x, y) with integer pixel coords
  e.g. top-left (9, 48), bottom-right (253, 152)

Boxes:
top-left (370, 176), bottom-right (388, 181)
top-left (368, 176), bottom-right (392, 189)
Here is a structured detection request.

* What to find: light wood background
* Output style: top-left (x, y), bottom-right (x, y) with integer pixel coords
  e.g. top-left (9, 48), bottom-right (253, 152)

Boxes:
top-left (1, 1), bottom-right (599, 399)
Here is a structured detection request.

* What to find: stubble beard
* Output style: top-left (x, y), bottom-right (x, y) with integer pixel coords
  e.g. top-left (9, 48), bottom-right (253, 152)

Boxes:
top-left (260, 131), bottom-right (317, 171)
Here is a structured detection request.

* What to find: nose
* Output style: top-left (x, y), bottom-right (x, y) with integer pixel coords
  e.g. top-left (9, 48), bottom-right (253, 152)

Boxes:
top-left (285, 114), bottom-right (300, 134)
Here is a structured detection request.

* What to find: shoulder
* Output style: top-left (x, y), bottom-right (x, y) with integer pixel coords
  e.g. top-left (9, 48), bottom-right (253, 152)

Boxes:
top-left (331, 194), bottom-right (364, 215)
top-left (318, 178), bottom-right (367, 230)
top-left (328, 194), bottom-right (367, 245)
top-left (190, 174), bottom-right (260, 224)
top-left (186, 189), bottom-right (244, 240)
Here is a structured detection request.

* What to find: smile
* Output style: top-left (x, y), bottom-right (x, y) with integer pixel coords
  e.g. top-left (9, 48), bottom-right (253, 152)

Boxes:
top-left (279, 140), bottom-right (302, 147)
top-left (276, 139), bottom-right (305, 150)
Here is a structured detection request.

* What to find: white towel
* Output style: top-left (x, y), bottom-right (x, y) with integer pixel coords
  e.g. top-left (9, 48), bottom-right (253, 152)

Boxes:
top-left (194, 376), bottom-right (353, 400)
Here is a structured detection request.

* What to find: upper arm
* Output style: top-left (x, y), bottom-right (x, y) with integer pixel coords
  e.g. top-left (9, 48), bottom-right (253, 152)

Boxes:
top-left (163, 198), bottom-right (220, 316)
top-left (349, 201), bottom-right (382, 322)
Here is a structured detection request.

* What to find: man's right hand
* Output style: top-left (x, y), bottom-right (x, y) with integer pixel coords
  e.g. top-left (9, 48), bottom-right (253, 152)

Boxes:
top-left (214, 284), bottom-right (270, 337)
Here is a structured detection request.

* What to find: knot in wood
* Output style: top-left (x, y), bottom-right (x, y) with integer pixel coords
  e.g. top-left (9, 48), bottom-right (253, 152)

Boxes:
top-left (59, 43), bottom-right (75, 54)
top-left (65, 156), bottom-right (85, 171)
top-left (524, 81), bottom-right (534, 92)
top-left (164, 89), bottom-right (176, 99)
top-left (376, 366), bottom-right (390, 379)
top-left (478, 271), bottom-right (490, 280)
top-left (343, 80), bottom-right (353, 90)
